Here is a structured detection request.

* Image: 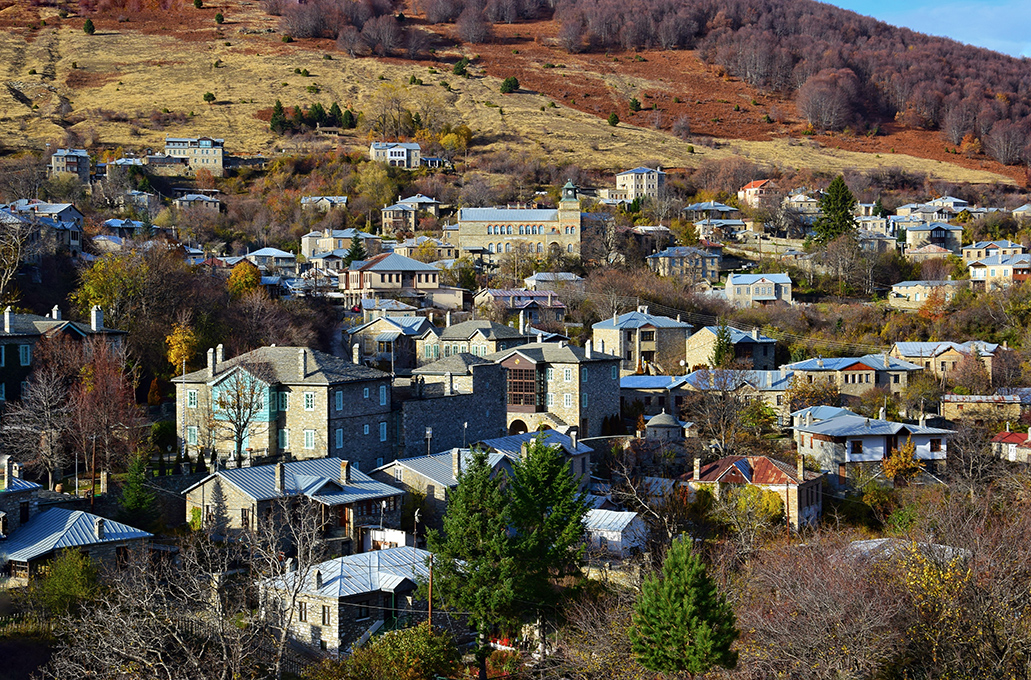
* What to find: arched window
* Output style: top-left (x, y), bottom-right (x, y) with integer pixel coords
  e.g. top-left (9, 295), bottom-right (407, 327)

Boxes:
top-left (537, 243), bottom-right (543, 253)
top-left (567, 244), bottom-right (574, 252)
top-left (505, 243), bottom-right (512, 253)
top-left (497, 242), bottom-right (502, 252)
top-left (488, 243), bottom-right (495, 253)
top-left (507, 226), bottom-right (512, 235)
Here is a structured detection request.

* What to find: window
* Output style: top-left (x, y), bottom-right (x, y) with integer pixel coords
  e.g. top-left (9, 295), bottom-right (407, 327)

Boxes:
top-left (187, 390), bottom-right (198, 408)
top-left (363, 387), bottom-right (370, 399)
top-left (304, 392), bottom-right (315, 411)
top-left (335, 390), bottom-right (343, 411)
top-left (322, 605), bottom-right (331, 626)
top-left (18, 344), bottom-right (30, 366)
top-left (547, 393), bottom-right (554, 406)
top-left (298, 602), bottom-right (307, 622)
top-left (508, 367), bottom-right (538, 406)
top-left (581, 367), bottom-right (588, 382)
top-left (187, 426), bottom-right (198, 446)
top-left (376, 457), bottom-right (383, 467)
top-left (356, 602), bottom-right (369, 620)
top-left (851, 440), bottom-right (862, 455)
top-left (379, 385), bottom-right (387, 406)
top-left (304, 430), bottom-right (316, 449)
top-left (546, 368), bottom-right (554, 380)
top-left (279, 429), bottom-right (289, 449)
top-left (611, 365), bottom-right (618, 380)
top-left (241, 508), bottom-right (249, 528)
top-left (379, 422), bottom-right (387, 442)
top-left (335, 428), bottom-right (343, 449)
top-left (364, 424), bottom-right (370, 435)
top-left (395, 466), bottom-right (403, 482)
top-left (564, 393), bottom-right (573, 408)
top-left (581, 393), bottom-right (588, 408)
top-left (641, 331), bottom-right (655, 342)
top-left (564, 368), bottom-right (572, 382)
top-left (279, 393), bottom-right (289, 410)
top-left (930, 438), bottom-right (941, 452)
top-left (893, 375), bottom-right (900, 384)
top-left (0, 345), bottom-right (4, 367)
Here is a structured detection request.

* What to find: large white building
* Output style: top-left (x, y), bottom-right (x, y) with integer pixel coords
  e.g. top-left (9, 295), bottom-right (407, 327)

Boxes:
top-left (615, 167), bottom-right (665, 201)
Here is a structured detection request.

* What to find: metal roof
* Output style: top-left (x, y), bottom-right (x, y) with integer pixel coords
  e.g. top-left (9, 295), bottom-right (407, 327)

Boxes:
top-left (620, 375), bottom-right (690, 390)
top-left (379, 449), bottom-right (511, 488)
top-left (439, 320), bottom-right (528, 342)
top-left (906, 222), bottom-right (963, 232)
top-left (942, 394), bottom-right (1020, 403)
top-left (265, 546), bottom-right (431, 599)
top-left (458, 207), bottom-right (559, 222)
top-left (647, 246), bottom-right (719, 260)
top-left (182, 458), bottom-right (401, 505)
top-left (683, 369), bottom-right (793, 392)
top-left (695, 326), bottom-right (776, 344)
top-left (356, 253), bottom-right (438, 272)
top-left (892, 341), bottom-right (999, 358)
top-left (478, 430), bottom-right (594, 458)
top-left (617, 166), bottom-right (664, 175)
top-left (592, 310), bottom-right (692, 331)
top-left (2, 477), bottom-right (41, 494)
top-left (412, 353), bottom-right (493, 376)
top-left (794, 414), bottom-right (955, 437)
top-left (892, 280), bottom-right (966, 289)
top-left (350, 315), bottom-right (436, 338)
top-left (726, 273), bottom-right (792, 285)
top-left (0, 508), bottom-right (152, 563)
top-left (584, 509), bottom-right (641, 533)
top-left (789, 405), bottom-right (858, 420)
top-left (787, 354), bottom-right (922, 372)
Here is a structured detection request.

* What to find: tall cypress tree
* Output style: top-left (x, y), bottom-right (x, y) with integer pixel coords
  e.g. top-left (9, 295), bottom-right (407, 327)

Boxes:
top-left (709, 320), bottom-right (735, 368)
top-left (270, 99), bottom-right (287, 134)
top-left (427, 449), bottom-right (520, 680)
top-left (631, 538), bottom-right (739, 679)
top-left (328, 102), bottom-right (343, 127)
top-left (813, 175), bottom-right (858, 243)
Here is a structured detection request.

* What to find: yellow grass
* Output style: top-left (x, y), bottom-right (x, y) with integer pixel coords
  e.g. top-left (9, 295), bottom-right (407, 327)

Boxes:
top-left (0, 6), bottom-right (1014, 185)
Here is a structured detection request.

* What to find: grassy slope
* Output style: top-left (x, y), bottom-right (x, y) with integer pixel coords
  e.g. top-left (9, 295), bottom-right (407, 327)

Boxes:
top-left (0, 2), bottom-right (1014, 185)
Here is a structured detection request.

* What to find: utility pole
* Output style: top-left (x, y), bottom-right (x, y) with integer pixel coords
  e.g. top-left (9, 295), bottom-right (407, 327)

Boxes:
top-left (90, 435), bottom-right (97, 510)
top-left (427, 554), bottom-right (433, 630)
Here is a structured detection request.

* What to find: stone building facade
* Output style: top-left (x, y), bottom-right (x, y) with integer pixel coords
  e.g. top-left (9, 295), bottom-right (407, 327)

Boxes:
top-left (591, 307), bottom-right (693, 374)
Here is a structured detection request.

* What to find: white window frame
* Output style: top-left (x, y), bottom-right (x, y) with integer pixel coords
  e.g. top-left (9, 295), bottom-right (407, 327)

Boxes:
top-left (564, 393), bottom-right (573, 408)
top-left (547, 393), bottom-right (554, 407)
top-left (187, 426), bottom-right (198, 446)
top-left (279, 392), bottom-right (289, 410)
top-left (279, 429), bottom-right (289, 449)
top-left (564, 368), bottom-right (572, 382)
top-left (303, 429), bottom-right (316, 450)
top-left (304, 392), bottom-right (316, 411)
top-left (187, 390), bottom-right (198, 408)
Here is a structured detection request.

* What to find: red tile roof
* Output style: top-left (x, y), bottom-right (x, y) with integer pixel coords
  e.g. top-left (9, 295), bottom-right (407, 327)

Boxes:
top-left (681, 455), bottom-right (821, 486)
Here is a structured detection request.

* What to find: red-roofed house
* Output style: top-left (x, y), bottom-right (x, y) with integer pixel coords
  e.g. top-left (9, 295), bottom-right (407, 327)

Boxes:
top-left (681, 454), bottom-right (824, 529)
top-left (738, 179), bottom-right (775, 209)
top-left (991, 428), bottom-right (1031, 463)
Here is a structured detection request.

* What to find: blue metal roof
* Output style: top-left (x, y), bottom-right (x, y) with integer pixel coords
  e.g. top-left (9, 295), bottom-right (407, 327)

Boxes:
top-left (647, 246), bottom-right (718, 260)
top-left (379, 449), bottom-right (511, 488)
top-left (794, 414), bottom-right (954, 437)
top-left (266, 546), bottom-right (431, 599)
top-left (726, 273), bottom-right (792, 285)
top-left (592, 310), bottom-right (692, 331)
top-left (617, 166), bottom-right (664, 175)
top-left (458, 207), bottom-right (559, 222)
top-left (0, 508), bottom-right (152, 562)
top-left (892, 280), bottom-right (965, 289)
top-left (696, 326), bottom-right (776, 344)
top-left (620, 375), bottom-right (690, 390)
top-left (584, 509), bottom-right (641, 532)
top-left (906, 222), bottom-right (963, 232)
top-left (789, 405), bottom-right (858, 420)
top-left (787, 354), bottom-right (922, 372)
top-left (183, 459), bottom-right (401, 505)
top-left (479, 430), bottom-right (593, 457)
top-left (2, 477), bottom-right (41, 494)
top-left (892, 341), bottom-right (998, 358)
top-left (683, 369), bottom-right (793, 391)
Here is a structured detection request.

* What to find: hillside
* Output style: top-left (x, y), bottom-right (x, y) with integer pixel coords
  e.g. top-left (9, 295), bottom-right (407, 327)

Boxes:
top-left (0, 0), bottom-right (1019, 185)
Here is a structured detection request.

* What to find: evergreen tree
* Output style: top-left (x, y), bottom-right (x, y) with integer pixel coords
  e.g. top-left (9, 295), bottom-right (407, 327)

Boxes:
top-left (427, 449), bottom-right (520, 680)
top-left (508, 437), bottom-right (589, 618)
top-left (270, 99), bottom-right (287, 134)
top-left (117, 453), bottom-right (159, 532)
top-left (83, 18), bottom-right (95, 34)
top-left (873, 197), bottom-right (888, 218)
top-left (813, 175), bottom-right (858, 243)
top-left (328, 102), bottom-right (343, 127)
top-left (631, 538), bottom-right (739, 679)
top-left (341, 108), bottom-right (356, 129)
top-left (308, 102), bottom-right (326, 126)
top-left (709, 320), bottom-right (735, 368)
top-left (343, 234), bottom-right (367, 266)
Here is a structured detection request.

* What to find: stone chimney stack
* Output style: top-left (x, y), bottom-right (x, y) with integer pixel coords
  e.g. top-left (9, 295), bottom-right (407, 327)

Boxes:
top-left (298, 348), bottom-right (307, 377)
top-left (216, 343), bottom-right (224, 364)
top-left (919, 413), bottom-right (927, 427)
top-left (207, 348), bottom-right (216, 378)
top-left (445, 311), bottom-right (452, 327)
top-left (804, 411), bottom-right (813, 426)
top-left (878, 406), bottom-right (886, 420)
top-left (94, 517), bottom-right (105, 540)
top-left (599, 339), bottom-right (605, 354)
top-left (452, 448), bottom-right (462, 478)
top-left (51, 305), bottom-right (60, 320)
top-left (519, 310), bottom-right (525, 335)
top-left (275, 462), bottom-right (285, 493)
top-left (3, 456), bottom-right (13, 489)
top-left (3, 306), bottom-right (9, 334)
top-left (797, 456), bottom-right (804, 481)
top-left (570, 429), bottom-right (578, 451)
top-left (340, 459), bottom-right (350, 483)
top-left (693, 456), bottom-right (701, 480)
top-left (752, 328), bottom-right (759, 340)
top-left (91, 305), bottom-right (103, 331)
top-left (314, 568), bottom-right (322, 589)
top-left (444, 371), bottom-right (453, 396)
top-left (1027, 426), bottom-right (1030, 444)
top-left (352, 343), bottom-right (360, 364)
top-left (585, 340), bottom-right (593, 359)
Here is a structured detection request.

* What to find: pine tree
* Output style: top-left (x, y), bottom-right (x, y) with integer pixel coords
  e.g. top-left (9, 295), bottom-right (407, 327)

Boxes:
top-left (709, 320), bottom-right (735, 368)
top-left (117, 453), bottom-right (159, 532)
top-left (341, 108), bottom-right (356, 129)
top-left (270, 99), bottom-right (287, 134)
top-left (83, 18), bottom-right (95, 34)
top-left (328, 102), bottom-right (343, 127)
top-left (508, 437), bottom-right (589, 615)
top-left (813, 175), bottom-right (858, 243)
top-left (631, 538), bottom-right (739, 679)
top-left (343, 234), bottom-right (367, 266)
top-left (873, 197), bottom-right (888, 218)
top-left (427, 449), bottom-right (520, 680)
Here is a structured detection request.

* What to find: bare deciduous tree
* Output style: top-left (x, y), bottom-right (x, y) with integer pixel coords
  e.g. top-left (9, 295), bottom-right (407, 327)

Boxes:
top-left (211, 360), bottom-right (274, 464)
top-left (2, 366), bottom-right (71, 489)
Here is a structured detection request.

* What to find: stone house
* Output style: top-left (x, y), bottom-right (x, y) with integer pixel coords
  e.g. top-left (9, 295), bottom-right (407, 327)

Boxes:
top-left (968, 253), bottom-right (1031, 291)
top-left (680, 368), bottom-right (795, 422)
top-left (183, 458), bottom-right (402, 555)
top-left (941, 394), bottom-right (1021, 423)
top-left (173, 193), bottom-right (222, 213)
top-left (890, 341), bottom-right (1001, 383)
top-left (393, 236), bottom-right (457, 262)
top-left (794, 413), bottom-right (954, 489)
top-left (647, 246), bottom-right (721, 283)
top-left (725, 273), bottom-right (793, 306)
top-left (0, 306), bottom-right (124, 402)
top-left (477, 429), bottom-right (593, 490)
top-left (260, 546), bottom-right (432, 657)
top-left (244, 247), bottom-right (297, 274)
top-left (0, 458), bottom-right (40, 537)
top-left (888, 280), bottom-right (968, 310)
top-left (380, 203), bottom-right (417, 233)
top-left (991, 428), bottom-right (1031, 463)
top-left (785, 354), bottom-right (923, 398)
top-left (164, 137), bottom-right (225, 176)
top-left (523, 272), bottom-right (584, 291)
top-left (50, 148), bottom-right (91, 183)
top-left (615, 167), bottom-right (665, 201)
top-left (680, 455), bottom-right (824, 530)
top-left (684, 326), bottom-right (777, 372)
top-left (429, 320), bottom-right (534, 361)
top-left (301, 229), bottom-right (382, 261)
top-left (737, 179), bottom-right (775, 209)
top-left (347, 316), bottom-right (439, 373)
top-left (592, 307), bottom-right (693, 374)
top-left (962, 240), bottom-right (1025, 264)
top-left (473, 289), bottom-right (566, 326)
top-left (335, 253), bottom-right (463, 310)
top-left (905, 222), bottom-right (963, 254)
top-left (486, 341), bottom-right (621, 438)
top-left (0, 200), bottom-right (84, 257)
top-left (369, 142), bottom-right (421, 169)
top-left (301, 196), bottom-right (349, 213)
top-left (173, 345), bottom-right (394, 471)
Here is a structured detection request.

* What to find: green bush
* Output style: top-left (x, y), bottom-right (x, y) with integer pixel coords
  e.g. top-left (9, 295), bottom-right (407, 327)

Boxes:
top-left (203, 91), bottom-right (215, 103)
top-left (83, 18), bottom-right (95, 34)
top-left (452, 57), bottom-right (469, 76)
top-left (608, 112), bottom-right (619, 126)
top-left (193, 0), bottom-right (202, 7)
top-left (629, 97), bottom-right (641, 112)
top-left (214, 12), bottom-right (223, 23)
top-left (500, 76), bottom-right (519, 93)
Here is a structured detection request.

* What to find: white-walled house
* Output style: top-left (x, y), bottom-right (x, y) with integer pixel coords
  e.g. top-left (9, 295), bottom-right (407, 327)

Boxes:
top-left (584, 509), bottom-right (647, 557)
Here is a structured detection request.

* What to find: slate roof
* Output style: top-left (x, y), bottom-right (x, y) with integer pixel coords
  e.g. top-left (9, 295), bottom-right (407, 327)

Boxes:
top-left (349, 316), bottom-right (436, 338)
top-left (646, 410), bottom-right (680, 428)
top-left (182, 458), bottom-right (401, 505)
top-left (684, 201), bottom-right (735, 212)
top-left (787, 354), bottom-right (922, 372)
top-left (524, 272), bottom-right (583, 284)
top-left (266, 546), bottom-right (431, 599)
top-left (969, 253), bottom-right (1031, 267)
top-left (0, 508), bottom-right (152, 562)
top-left (382, 203), bottom-right (416, 212)
top-left (592, 310), bottom-right (692, 331)
top-left (647, 246), bottom-right (719, 260)
top-left (301, 196), bottom-right (348, 206)
top-left (478, 429), bottom-right (594, 458)
top-left (376, 449), bottom-right (510, 488)
top-left (0, 311), bottom-right (118, 338)
top-left (53, 148), bottom-right (89, 158)
top-left (370, 142), bottom-right (421, 151)
top-left (174, 346), bottom-right (388, 385)
top-left (398, 194), bottom-right (439, 205)
top-left (620, 375), bottom-right (691, 390)
top-left (303, 228), bottom-right (376, 240)
top-left (966, 240), bottom-right (1022, 249)
top-left (892, 341), bottom-right (999, 358)
top-left (794, 414), bottom-right (954, 437)
top-left (789, 405), bottom-right (858, 421)
top-left (458, 207), bottom-right (559, 222)
top-left (892, 280), bottom-right (966, 288)
top-left (487, 342), bottom-right (619, 364)
top-left (906, 222), bottom-right (963, 232)
top-left (585, 509), bottom-right (641, 533)
top-left (477, 290), bottom-right (567, 309)
top-left (360, 298), bottom-right (417, 312)
top-left (439, 320), bottom-right (527, 342)
top-left (681, 455), bottom-right (821, 485)
top-left (412, 353), bottom-right (493, 376)
top-left (352, 253), bottom-right (438, 272)
top-left (248, 247), bottom-right (294, 258)
top-left (942, 394), bottom-right (1020, 403)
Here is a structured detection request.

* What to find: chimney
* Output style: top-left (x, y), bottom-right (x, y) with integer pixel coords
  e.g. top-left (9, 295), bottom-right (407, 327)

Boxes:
top-left (275, 462), bottom-right (285, 493)
top-left (548, 292), bottom-right (553, 307)
top-left (94, 517), bottom-right (105, 540)
top-left (91, 305), bottom-right (103, 331)
top-left (207, 347), bottom-right (216, 378)
top-left (3, 456), bottom-right (13, 489)
top-left (585, 339), bottom-right (593, 359)
top-left (352, 343), bottom-right (360, 364)
top-left (559, 340), bottom-right (568, 348)
top-left (520, 442), bottom-right (529, 458)
top-left (444, 371), bottom-right (453, 396)
top-left (599, 339), bottom-right (605, 354)
top-left (1005, 421), bottom-right (1010, 432)
top-left (452, 448), bottom-right (462, 478)
top-left (51, 305), bottom-right (60, 320)
top-left (340, 459), bottom-right (350, 483)
top-left (693, 456), bottom-right (701, 480)
top-left (804, 412), bottom-right (812, 426)
top-left (878, 406), bottom-right (886, 420)
top-left (751, 328), bottom-right (759, 340)
top-left (612, 311), bottom-right (618, 323)
top-left (1026, 426), bottom-right (1030, 444)
top-left (445, 311), bottom-right (452, 327)
top-left (216, 343), bottom-right (224, 364)
top-left (797, 455), bottom-right (805, 481)
top-left (570, 429), bottom-right (578, 451)
top-left (3, 306), bottom-right (9, 333)
top-left (519, 310), bottom-right (525, 334)
top-left (919, 413), bottom-right (927, 427)
top-left (298, 348), bottom-right (307, 377)
top-left (313, 568), bottom-right (322, 589)
top-left (1004, 340), bottom-right (1009, 349)
top-left (817, 357), bottom-right (824, 368)
top-left (865, 418), bottom-right (870, 427)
